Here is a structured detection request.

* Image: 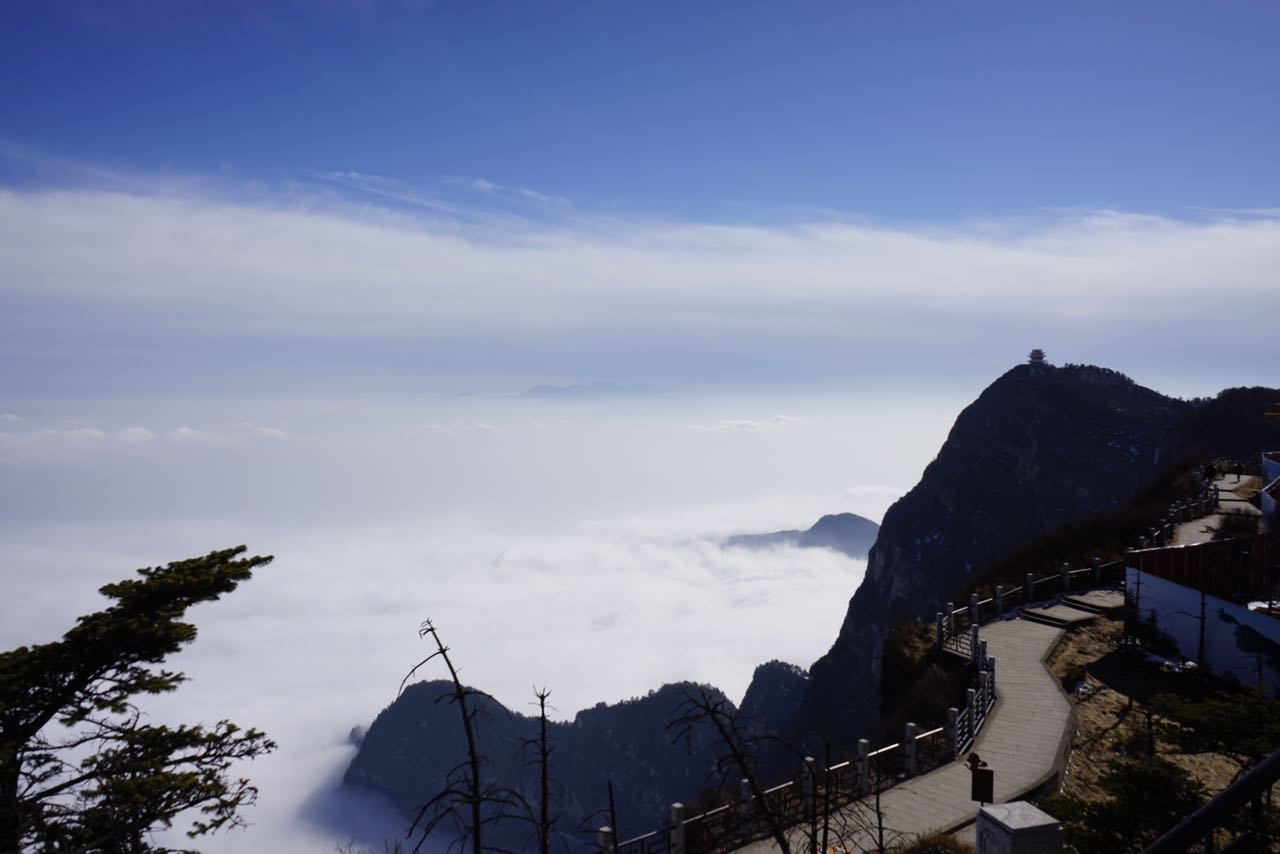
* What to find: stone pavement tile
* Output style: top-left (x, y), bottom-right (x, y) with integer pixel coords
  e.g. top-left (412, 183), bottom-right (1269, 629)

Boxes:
top-left (736, 610), bottom-right (1074, 853)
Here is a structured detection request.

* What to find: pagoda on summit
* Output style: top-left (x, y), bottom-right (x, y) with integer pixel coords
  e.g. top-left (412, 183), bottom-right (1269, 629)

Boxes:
top-left (1027, 348), bottom-right (1047, 367)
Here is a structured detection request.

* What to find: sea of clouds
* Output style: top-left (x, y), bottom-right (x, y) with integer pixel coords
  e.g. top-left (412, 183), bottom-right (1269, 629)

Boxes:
top-left (0, 392), bottom-right (960, 853)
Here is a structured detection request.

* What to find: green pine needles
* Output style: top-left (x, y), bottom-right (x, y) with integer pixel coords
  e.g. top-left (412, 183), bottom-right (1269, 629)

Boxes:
top-left (0, 546), bottom-right (276, 853)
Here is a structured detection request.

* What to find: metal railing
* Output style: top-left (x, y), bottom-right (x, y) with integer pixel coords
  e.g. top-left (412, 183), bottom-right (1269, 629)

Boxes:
top-left (1144, 748), bottom-right (1280, 853)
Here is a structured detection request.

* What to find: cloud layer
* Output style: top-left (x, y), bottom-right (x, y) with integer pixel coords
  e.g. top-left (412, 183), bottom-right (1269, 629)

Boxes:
top-left (2, 183), bottom-right (1278, 396)
top-left (0, 500), bottom-right (874, 854)
top-left (0, 390), bottom-right (929, 852)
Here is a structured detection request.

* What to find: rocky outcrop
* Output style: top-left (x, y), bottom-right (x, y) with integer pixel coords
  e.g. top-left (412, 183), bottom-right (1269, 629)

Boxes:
top-left (726, 512), bottom-right (879, 559)
top-left (738, 660), bottom-right (809, 735)
top-left (797, 364), bottom-right (1194, 744)
top-left (344, 681), bottom-right (727, 848)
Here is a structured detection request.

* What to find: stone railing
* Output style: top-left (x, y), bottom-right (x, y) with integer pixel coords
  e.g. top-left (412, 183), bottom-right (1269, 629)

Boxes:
top-left (935, 478), bottom-right (1220, 658)
top-left (610, 653), bottom-right (997, 854)
top-left (613, 475), bottom-right (1219, 854)
top-left (1143, 482), bottom-right (1220, 549)
top-left (936, 557), bottom-right (1126, 658)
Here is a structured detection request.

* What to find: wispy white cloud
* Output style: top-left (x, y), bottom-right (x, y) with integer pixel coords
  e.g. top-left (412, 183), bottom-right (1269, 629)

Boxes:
top-left (443, 175), bottom-right (569, 209)
top-left (687, 415), bottom-right (802, 434)
top-left (422, 420), bottom-right (504, 436)
top-left (688, 419), bottom-right (764, 434)
top-left (38, 427), bottom-right (107, 442)
top-left (170, 423), bottom-right (287, 444)
top-left (0, 422), bottom-right (284, 450)
top-left (116, 426), bottom-right (156, 444)
top-left (1, 177), bottom-right (1278, 395)
top-left (1189, 206), bottom-right (1280, 219)
top-left (309, 170), bottom-right (466, 217)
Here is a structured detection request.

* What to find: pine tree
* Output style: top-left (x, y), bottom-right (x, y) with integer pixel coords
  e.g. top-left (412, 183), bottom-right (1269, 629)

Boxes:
top-left (0, 546), bottom-right (276, 853)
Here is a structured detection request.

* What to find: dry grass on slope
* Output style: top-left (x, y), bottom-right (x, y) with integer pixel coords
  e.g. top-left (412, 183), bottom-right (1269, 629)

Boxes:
top-left (1046, 618), bottom-right (1239, 802)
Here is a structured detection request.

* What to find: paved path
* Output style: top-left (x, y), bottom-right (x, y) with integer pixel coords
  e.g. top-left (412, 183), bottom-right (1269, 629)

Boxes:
top-left (1173, 475), bottom-right (1261, 545)
top-left (736, 594), bottom-right (1124, 852)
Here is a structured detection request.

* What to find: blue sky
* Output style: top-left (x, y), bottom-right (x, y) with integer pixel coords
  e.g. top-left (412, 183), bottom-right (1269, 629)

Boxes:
top-left (5, 1), bottom-right (1279, 220)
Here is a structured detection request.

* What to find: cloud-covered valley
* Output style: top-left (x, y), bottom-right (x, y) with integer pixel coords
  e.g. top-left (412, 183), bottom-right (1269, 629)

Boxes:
top-left (0, 392), bottom-right (934, 852)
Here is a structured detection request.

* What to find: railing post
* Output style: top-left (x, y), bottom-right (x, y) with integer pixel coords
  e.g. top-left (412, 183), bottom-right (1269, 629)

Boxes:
top-left (1093, 556), bottom-right (1102, 584)
top-left (803, 756), bottom-right (816, 822)
top-left (1140, 536), bottom-right (1148, 549)
top-left (935, 611), bottom-right (944, 651)
top-left (669, 804), bottom-right (686, 854)
top-left (738, 778), bottom-right (751, 832)
top-left (994, 584), bottom-right (1004, 614)
top-left (979, 671), bottom-right (992, 720)
top-left (946, 602), bottom-right (955, 634)
top-left (904, 722), bottom-right (919, 777)
top-left (988, 656), bottom-right (997, 692)
top-left (966, 688), bottom-right (977, 744)
top-left (598, 827), bottom-right (614, 854)
top-left (979, 639), bottom-right (989, 669)
top-left (855, 739), bottom-right (870, 796)
top-left (970, 624), bottom-right (980, 665)
top-left (969, 592), bottom-right (979, 625)
top-left (947, 707), bottom-right (959, 758)
top-left (1025, 572), bottom-right (1035, 602)
top-left (1061, 561), bottom-right (1070, 591)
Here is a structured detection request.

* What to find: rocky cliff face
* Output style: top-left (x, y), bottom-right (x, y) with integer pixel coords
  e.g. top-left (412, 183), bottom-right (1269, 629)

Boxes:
top-left (797, 364), bottom-right (1193, 744)
top-left (738, 659), bottom-right (809, 735)
top-left (344, 681), bottom-right (728, 848)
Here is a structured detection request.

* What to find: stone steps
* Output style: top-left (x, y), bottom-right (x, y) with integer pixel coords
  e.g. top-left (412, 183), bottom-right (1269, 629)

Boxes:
top-left (1019, 603), bottom-right (1099, 628)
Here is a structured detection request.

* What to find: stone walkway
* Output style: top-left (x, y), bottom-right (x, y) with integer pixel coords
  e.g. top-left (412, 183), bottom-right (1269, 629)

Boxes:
top-left (737, 475), bottom-right (1258, 851)
top-left (737, 590), bottom-right (1125, 853)
top-left (1173, 475), bottom-right (1261, 545)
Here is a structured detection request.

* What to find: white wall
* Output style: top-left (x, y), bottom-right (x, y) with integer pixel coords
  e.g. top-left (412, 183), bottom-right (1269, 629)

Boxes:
top-left (1127, 568), bottom-right (1280, 698)
top-left (1262, 452), bottom-right (1280, 484)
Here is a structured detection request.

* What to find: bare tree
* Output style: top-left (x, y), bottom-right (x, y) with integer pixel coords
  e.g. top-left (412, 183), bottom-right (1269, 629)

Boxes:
top-left (667, 686), bottom-right (792, 854)
top-left (605, 779), bottom-right (620, 854)
top-left (516, 688), bottom-right (567, 854)
top-left (834, 752), bottom-right (908, 854)
top-left (398, 620), bottom-right (522, 854)
top-left (774, 735), bottom-right (902, 854)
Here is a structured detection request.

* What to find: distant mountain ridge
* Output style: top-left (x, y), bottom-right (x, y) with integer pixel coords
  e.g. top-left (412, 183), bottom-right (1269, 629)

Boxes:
top-left (344, 680), bottom-right (728, 849)
top-left (725, 512), bottom-right (879, 559)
